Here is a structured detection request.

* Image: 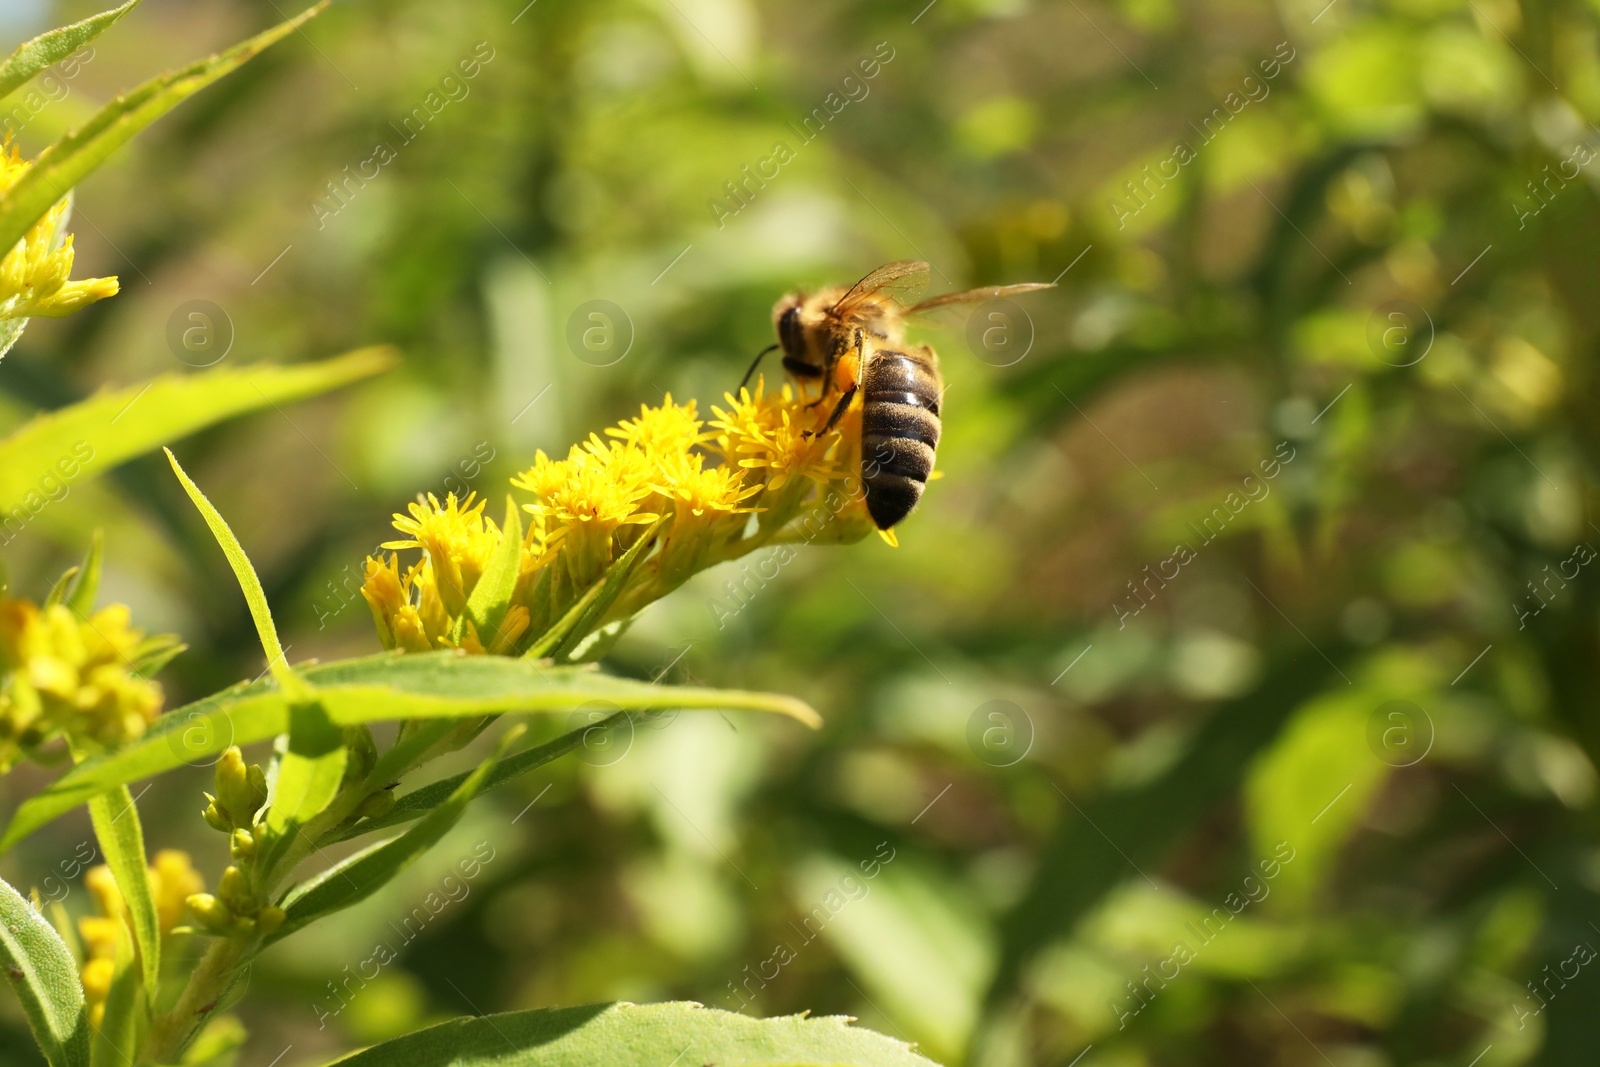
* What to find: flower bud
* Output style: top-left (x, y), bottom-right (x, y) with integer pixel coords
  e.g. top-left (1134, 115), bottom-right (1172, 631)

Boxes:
top-left (201, 794), bottom-right (232, 833)
top-left (355, 789), bottom-right (397, 820)
top-left (186, 893), bottom-right (232, 933)
top-left (256, 905), bottom-right (286, 937)
top-left (343, 726), bottom-right (376, 783)
top-left (246, 765), bottom-right (268, 813)
top-left (215, 747), bottom-right (266, 826)
top-left (218, 866), bottom-right (254, 916)
top-left (229, 829), bottom-right (254, 860)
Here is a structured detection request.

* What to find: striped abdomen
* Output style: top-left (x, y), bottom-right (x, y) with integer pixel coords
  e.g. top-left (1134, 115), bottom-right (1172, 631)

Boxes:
top-left (861, 347), bottom-right (942, 530)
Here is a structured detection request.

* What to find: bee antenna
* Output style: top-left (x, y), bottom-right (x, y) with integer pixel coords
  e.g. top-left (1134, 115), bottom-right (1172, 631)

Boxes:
top-left (739, 344), bottom-right (780, 391)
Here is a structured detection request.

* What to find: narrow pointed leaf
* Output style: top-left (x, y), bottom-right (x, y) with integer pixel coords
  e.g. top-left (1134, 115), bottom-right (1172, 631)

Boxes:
top-left (0, 1), bottom-right (326, 255)
top-left (64, 532), bottom-right (103, 617)
top-left (0, 652), bottom-right (819, 851)
top-left (263, 702), bottom-right (347, 842)
top-left (335, 713), bottom-right (622, 842)
top-left (317, 1002), bottom-right (942, 1067)
top-left (0, 873), bottom-right (90, 1067)
top-left (164, 448), bottom-right (292, 686)
top-left (43, 566), bottom-right (78, 608)
top-left (0, 347), bottom-right (394, 514)
top-left (463, 498), bottom-right (523, 647)
top-left (86, 785), bottom-right (160, 995)
top-left (0, 1), bottom-right (141, 109)
top-left (274, 732), bottom-right (517, 941)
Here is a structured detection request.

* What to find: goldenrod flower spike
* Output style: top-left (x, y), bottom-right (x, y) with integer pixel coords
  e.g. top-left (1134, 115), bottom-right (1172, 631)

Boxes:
top-left (78, 850), bottom-right (206, 1025)
top-left (0, 595), bottom-right (166, 770)
top-left (364, 383), bottom-right (879, 661)
top-left (0, 142), bottom-right (118, 329)
top-left (382, 492), bottom-right (499, 618)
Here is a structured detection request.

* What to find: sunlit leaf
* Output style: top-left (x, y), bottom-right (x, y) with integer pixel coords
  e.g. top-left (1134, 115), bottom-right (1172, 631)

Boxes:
top-left (0, 1), bottom-right (327, 255)
top-left (461, 497), bottom-right (523, 648)
top-left (163, 448), bottom-right (292, 684)
top-left (333, 714), bottom-right (613, 842)
top-left (166, 448), bottom-right (347, 845)
top-left (0, 873), bottom-right (89, 1067)
top-left (983, 647), bottom-right (1348, 1021)
top-left (86, 785), bottom-right (160, 995)
top-left (0, 1), bottom-right (141, 110)
top-left (274, 731), bottom-right (516, 941)
top-left (0, 347), bottom-right (394, 514)
top-left (1244, 688), bottom-right (1393, 908)
top-left (317, 1001), bottom-right (942, 1067)
top-left (0, 652), bottom-right (819, 851)
top-left (63, 531), bottom-right (102, 617)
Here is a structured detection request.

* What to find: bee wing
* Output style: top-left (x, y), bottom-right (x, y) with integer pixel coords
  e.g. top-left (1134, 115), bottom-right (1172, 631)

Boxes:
top-left (907, 281), bottom-right (1056, 314)
top-left (831, 260), bottom-right (931, 315)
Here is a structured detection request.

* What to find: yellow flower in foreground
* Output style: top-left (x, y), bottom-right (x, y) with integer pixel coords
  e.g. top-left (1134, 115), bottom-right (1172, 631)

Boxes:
top-left (605, 395), bottom-right (708, 455)
top-left (652, 451), bottom-right (762, 585)
top-left (150, 849), bottom-right (206, 933)
top-left (364, 381), bottom-right (884, 662)
top-left (78, 851), bottom-right (205, 1025)
top-left (0, 142), bottom-right (118, 325)
top-left (382, 493), bottom-right (499, 617)
top-left (0, 597), bottom-right (167, 769)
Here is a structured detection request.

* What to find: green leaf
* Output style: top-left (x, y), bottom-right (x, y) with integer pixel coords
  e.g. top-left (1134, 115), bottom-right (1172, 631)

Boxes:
top-left (0, 873), bottom-right (90, 1067)
top-left (64, 532), bottom-right (103, 617)
top-left (129, 634), bottom-right (185, 679)
top-left (177, 1016), bottom-right (246, 1067)
top-left (168, 445), bottom-right (346, 846)
top-left (0, 1), bottom-right (141, 110)
top-left (461, 498), bottom-right (523, 648)
top-left (86, 785), bottom-right (160, 996)
top-left (1244, 688), bottom-right (1393, 909)
top-left (44, 533), bottom-right (104, 614)
top-left (318, 1002), bottom-right (942, 1067)
top-left (0, 1), bottom-right (326, 256)
top-left (262, 702), bottom-right (347, 843)
top-left (274, 731), bottom-right (517, 941)
top-left (163, 448), bottom-right (292, 686)
top-left (333, 714), bottom-right (617, 842)
top-left (87, 916), bottom-right (137, 1067)
top-left (981, 646), bottom-right (1349, 1026)
top-left (0, 347), bottom-right (394, 515)
top-left (0, 652), bottom-right (820, 852)
top-left (42, 565), bottom-right (77, 609)
top-left (0, 318), bottom-right (25, 364)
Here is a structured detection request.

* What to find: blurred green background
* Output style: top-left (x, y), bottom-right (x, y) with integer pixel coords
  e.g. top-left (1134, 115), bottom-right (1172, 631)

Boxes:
top-left (4, 0), bottom-right (1600, 1064)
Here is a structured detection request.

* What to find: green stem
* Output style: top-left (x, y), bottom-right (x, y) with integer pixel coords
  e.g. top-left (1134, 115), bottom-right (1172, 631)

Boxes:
top-left (142, 736), bottom-right (447, 1063)
top-left (138, 935), bottom-right (247, 1063)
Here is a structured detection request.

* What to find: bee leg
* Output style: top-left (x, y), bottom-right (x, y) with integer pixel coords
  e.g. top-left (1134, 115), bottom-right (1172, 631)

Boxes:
top-left (804, 385), bottom-right (857, 438)
top-left (806, 327), bottom-right (863, 410)
top-left (739, 344), bottom-right (780, 391)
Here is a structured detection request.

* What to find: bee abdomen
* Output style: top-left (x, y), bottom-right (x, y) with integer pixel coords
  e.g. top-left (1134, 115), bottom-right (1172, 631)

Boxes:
top-left (860, 351), bottom-right (942, 530)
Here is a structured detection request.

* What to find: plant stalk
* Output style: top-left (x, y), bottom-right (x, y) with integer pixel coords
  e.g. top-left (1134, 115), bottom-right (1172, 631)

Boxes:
top-left (139, 935), bottom-right (248, 1063)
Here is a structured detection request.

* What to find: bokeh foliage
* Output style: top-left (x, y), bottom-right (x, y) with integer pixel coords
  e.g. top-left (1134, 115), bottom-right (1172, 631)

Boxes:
top-left (3, 0), bottom-right (1600, 1064)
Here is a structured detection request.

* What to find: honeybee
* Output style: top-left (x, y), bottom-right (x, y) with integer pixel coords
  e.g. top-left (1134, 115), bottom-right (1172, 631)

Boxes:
top-left (743, 260), bottom-right (1053, 531)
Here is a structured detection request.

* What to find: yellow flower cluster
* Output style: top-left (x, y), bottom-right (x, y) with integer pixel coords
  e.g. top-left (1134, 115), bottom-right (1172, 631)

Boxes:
top-left (0, 141), bottom-right (119, 324)
top-left (79, 852), bottom-right (204, 1025)
top-left (362, 379), bottom-right (878, 659)
top-left (0, 597), bottom-right (168, 769)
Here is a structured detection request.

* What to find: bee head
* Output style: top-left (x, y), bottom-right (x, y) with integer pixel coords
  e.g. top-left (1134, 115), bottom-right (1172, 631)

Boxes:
top-left (772, 292), bottom-right (808, 362)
